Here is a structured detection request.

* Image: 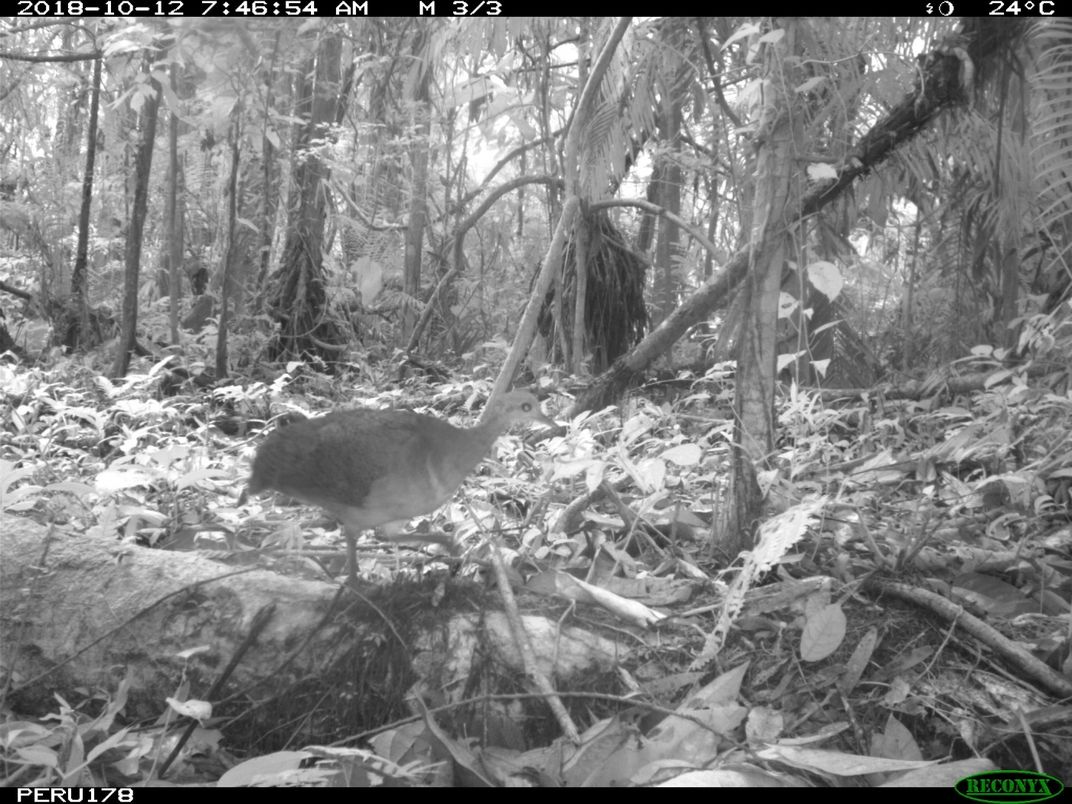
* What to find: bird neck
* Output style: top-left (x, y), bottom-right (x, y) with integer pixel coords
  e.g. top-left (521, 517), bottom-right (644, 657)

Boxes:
top-left (451, 413), bottom-right (514, 472)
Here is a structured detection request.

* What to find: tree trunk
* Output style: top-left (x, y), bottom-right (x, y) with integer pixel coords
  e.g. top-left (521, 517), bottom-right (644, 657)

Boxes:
top-left (215, 106), bottom-right (241, 380)
top-left (723, 19), bottom-right (804, 556)
top-left (402, 23), bottom-right (433, 341)
top-left (266, 34), bottom-right (344, 362)
top-left (652, 101), bottom-right (684, 324)
top-left (111, 58), bottom-right (161, 378)
top-left (164, 62), bottom-right (184, 346)
top-left (570, 207), bottom-right (591, 373)
top-left (64, 51), bottom-right (102, 352)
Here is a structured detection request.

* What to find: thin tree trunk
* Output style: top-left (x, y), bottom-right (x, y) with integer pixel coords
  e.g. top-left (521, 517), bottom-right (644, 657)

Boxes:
top-left (165, 62), bottom-right (183, 346)
top-left (66, 51), bottom-right (102, 351)
top-left (111, 60), bottom-right (160, 378)
top-left (402, 24), bottom-right (433, 341)
top-left (216, 106), bottom-right (241, 380)
top-left (902, 214), bottom-right (921, 371)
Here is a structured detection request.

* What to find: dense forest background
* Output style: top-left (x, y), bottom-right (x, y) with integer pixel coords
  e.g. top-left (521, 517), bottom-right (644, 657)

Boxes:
top-left (0, 18), bottom-right (1065, 387)
top-left (1, 16), bottom-right (1071, 788)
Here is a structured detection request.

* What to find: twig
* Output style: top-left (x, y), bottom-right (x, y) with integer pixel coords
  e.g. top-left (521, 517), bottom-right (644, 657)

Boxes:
top-left (488, 536), bottom-right (580, 744)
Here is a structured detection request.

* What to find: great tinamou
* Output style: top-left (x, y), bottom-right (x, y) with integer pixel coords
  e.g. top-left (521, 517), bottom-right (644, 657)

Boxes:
top-left (246, 390), bottom-right (555, 580)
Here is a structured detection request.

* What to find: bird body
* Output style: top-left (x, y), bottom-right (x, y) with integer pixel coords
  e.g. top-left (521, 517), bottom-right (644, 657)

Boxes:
top-left (247, 391), bottom-right (553, 576)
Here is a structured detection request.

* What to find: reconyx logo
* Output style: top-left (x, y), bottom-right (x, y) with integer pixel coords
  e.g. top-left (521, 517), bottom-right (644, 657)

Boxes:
top-left (955, 771), bottom-right (1064, 803)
